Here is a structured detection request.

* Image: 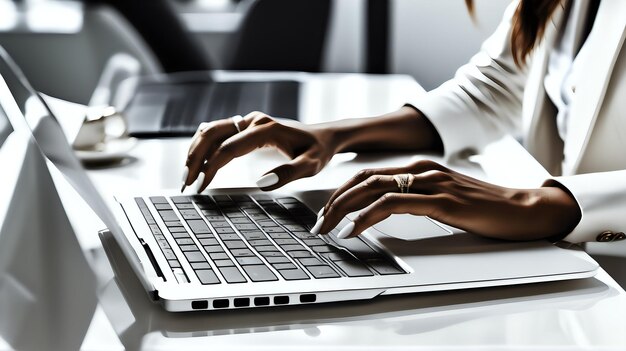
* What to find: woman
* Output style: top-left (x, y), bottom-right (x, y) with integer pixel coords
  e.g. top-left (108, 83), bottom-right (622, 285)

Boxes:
top-left (182, 0), bottom-right (626, 244)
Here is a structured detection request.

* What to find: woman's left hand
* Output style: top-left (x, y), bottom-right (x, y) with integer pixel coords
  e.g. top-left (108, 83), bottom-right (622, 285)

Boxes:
top-left (312, 160), bottom-right (581, 241)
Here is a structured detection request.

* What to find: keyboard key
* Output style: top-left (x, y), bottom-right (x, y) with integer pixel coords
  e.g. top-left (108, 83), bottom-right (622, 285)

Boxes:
top-left (154, 203), bottom-right (172, 210)
top-left (278, 268), bottom-right (309, 280)
top-left (273, 263), bottom-right (296, 270)
top-left (292, 232), bottom-right (318, 239)
top-left (259, 251), bottom-right (284, 258)
top-left (211, 221), bottom-right (231, 228)
top-left (218, 233), bottom-right (240, 240)
top-left (242, 265), bottom-right (278, 282)
top-left (218, 267), bottom-right (247, 283)
top-left (168, 260), bottom-right (181, 268)
top-left (179, 244), bottom-right (198, 252)
top-left (329, 235), bottom-right (381, 260)
top-left (311, 245), bottom-right (339, 253)
top-left (231, 249), bottom-right (254, 257)
top-left (257, 220), bottom-right (278, 228)
top-left (187, 219), bottom-right (211, 234)
top-left (273, 238), bottom-right (298, 245)
top-left (150, 196), bottom-right (168, 204)
top-left (248, 239), bottom-right (272, 246)
top-left (169, 227), bottom-right (187, 233)
top-left (288, 251), bottom-right (313, 258)
top-left (202, 210), bottom-right (221, 216)
top-left (195, 233), bottom-right (214, 239)
top-left (171, 232), bottom-right (190, 239)
top-left (236, 256), bottom-right (264, 265)
top-left (184, 251), bottom-right (205, 262)
top-left (230, 217), bottom-right (252, 224)
top-left (321, 252), bottom-right (356, 262)
top-left (225, 211), bottom-right (245, 218)
top-left (298, 257), bottom-right (324, 266)
top-left (266, 256), bottom-right (291, 263)
top-left (199, 238), bottom-right (219, 246)
top-left (277, 197), bottom-right (298, 204)
top-left (281, 244), bottom-right (306, 252)
top-left (209, 252), bottom-right (229, 260)
top-left (216, 227), bottom-right (236, 234)
top-left (171, 196), bottom-right (192, 204)
top-left (225, 241), bottom-right (247, 249)
top-left (214, 259), bottom-right (235, 267)
top-left (264, 227), bottom-right (286, 233)
top-left (175, 203), bottom-right (195, 209)
top-left (241, 231), bottom-right (266, 240)
top-left (306, 265), bottom-right (340, 279)
top-left (157, 239), bottom-right (170, 249)
top-left (334, 260), bottom-right (374, 277)
top-left (204, 215), bottom-right (224, 221)
top-left (268, 232), bottom-right (292, 239)
top-left (180, 210), bottom-right (202, 220)
top-left (203, 245), bottom-right (224, 253)
top-left (234, 223), bottom-right (257, 231)
top-left (191, 262), bottom-right (212, 269)
top-left (159, 210), bottom-right (179, 222)
top-left (255, 245), bottom-right (279, 252)
top-left (303, 238), bottom-right (326, 246)
top-left (162, 249), bottom-right (177, 260)
top-left (196, 270), bottom-right (220, 284)
top-left (284, 224), bottom-right (307, 232)
top-left (366, 259), bottom-right (405, 275)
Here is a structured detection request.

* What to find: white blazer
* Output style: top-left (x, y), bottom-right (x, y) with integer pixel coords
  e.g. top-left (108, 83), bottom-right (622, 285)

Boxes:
top-left (408, 0), bottom-right (626, 243)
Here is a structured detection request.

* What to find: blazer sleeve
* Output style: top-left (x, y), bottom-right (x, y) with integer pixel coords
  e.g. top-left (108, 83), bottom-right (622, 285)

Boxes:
top-left (406, 1), bottom-right (527, 158)
top-left (550, 171), bottom-right (626, 243)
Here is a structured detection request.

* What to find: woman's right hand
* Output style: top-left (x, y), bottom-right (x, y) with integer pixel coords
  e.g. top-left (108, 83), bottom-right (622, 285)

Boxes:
top-left (183, 111), bottom-right (338, 193)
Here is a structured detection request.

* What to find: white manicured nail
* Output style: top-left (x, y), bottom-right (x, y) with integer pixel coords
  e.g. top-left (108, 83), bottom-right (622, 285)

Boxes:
top-left (194, 172), bottom-right (206, 193)
top-left (256, 173), bottom-right (279, 188)
top-left (337, 222), bottom-right (355, 239)
top-left (310, 216), bottom-right (324, 234)
top-left (317, 208), bottom-right (324, 220)
top-left (180, 166), bottom-right (189, 192)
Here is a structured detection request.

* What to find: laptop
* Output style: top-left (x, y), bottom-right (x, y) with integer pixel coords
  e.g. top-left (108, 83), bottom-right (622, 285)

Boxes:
top-left (0, 47), bottom-right (599, 312)
top-left (118, 71), bottom-right (300, 137)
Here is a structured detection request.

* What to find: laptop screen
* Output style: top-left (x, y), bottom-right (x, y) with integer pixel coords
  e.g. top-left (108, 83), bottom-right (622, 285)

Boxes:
top-left (0, 46), bottom-right (125, 240)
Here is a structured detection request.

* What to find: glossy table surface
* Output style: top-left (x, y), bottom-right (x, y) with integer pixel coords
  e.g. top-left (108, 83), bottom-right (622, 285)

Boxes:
top-left (2, 73), bottom-right (625, 350)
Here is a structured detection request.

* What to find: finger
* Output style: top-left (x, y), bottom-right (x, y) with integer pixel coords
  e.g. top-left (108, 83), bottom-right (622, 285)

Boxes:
top-left (196, 122), bottom-right (282, 191)
top-left (322, 160), bottom-right (448, 215)
top-left (337, 193), bottom-right (448, 239)
top-left (184, 119), bottom-right (236, 187)
top-left (256, 152), bottom-right (323, 191)
top-left (317, 173), bottom-right (439, 234)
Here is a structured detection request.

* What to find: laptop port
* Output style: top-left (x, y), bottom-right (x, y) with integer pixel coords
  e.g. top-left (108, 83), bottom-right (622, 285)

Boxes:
top-left (234, 298), bottom-right (250, 307)
top-left (300, 294), bottom-right (316, 303)
top-left (274, 296), bottom-right (289, 305)
top-left (254, 296), bottom-right (270, 306)
top-left (191, 300), bottom-right (208, 310)
top-left (213, 299), bottom-right (229, 309)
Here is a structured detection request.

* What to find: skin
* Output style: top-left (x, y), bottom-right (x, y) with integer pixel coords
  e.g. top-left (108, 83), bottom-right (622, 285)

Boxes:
top-left (184, 106), bottom-right (582, 241)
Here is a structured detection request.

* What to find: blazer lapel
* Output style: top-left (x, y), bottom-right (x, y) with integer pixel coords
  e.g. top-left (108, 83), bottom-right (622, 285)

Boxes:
top-left (562, 0), bottom-right (626, 175)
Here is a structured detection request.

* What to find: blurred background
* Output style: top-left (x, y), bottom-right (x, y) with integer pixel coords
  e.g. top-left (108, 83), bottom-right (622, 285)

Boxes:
top-left (0, 0), bottom-right (509, 104)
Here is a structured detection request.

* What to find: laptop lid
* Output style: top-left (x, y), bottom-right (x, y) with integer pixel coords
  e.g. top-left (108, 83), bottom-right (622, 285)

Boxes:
top-left (0, 46), bottom-right (154, 288)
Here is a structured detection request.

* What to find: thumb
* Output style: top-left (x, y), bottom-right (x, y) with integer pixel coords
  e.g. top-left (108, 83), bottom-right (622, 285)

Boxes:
top-left (255, 155), bottom-right (320, 191)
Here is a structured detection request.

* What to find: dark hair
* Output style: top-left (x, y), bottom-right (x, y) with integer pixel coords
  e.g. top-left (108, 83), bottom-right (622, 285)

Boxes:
top-left (465, 0), bottom-right (562, 66)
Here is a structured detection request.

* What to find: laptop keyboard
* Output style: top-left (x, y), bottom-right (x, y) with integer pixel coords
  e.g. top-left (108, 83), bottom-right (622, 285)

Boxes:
top-left (135, 194), bottom-right (405, 285)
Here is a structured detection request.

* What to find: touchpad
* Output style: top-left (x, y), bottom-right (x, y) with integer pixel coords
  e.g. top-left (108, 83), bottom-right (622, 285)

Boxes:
top-left (347, 213), bottom-right (452, 241)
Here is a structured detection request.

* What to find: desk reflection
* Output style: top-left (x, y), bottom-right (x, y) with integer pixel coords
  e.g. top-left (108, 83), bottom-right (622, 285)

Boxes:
top-left (97, 229), bottom-right (613, 349)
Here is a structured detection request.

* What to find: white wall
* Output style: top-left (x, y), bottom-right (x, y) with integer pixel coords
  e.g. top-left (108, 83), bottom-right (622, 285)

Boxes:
top-left (391, 0), bottom-right (511, 90)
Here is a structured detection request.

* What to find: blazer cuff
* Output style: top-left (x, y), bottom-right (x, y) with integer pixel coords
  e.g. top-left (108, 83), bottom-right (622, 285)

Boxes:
top-left (405, 82), bottom-right (492, 159)
top-left (550, 171), bottom-right (626, 243)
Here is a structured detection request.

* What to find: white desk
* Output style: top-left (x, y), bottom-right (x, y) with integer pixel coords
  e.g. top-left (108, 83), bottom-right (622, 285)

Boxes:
top-left (2, 73), bottom-right (626, 350)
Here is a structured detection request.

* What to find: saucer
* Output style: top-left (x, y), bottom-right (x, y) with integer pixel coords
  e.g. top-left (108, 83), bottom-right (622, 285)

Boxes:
top-left (75, 137), bottom-right (138, 163)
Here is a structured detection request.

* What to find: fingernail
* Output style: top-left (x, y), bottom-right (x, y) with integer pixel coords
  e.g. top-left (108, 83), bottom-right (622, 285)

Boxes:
top-left (317, 208), bottom-right (324, 220)
top-left (310, 216), bottom-right (324, 235)
top-left (337, 222), bottom-right (355, 239)
top-left (180, 166), bottom-right (189, 193)
top-left (256, 173), bottom-right (279, 188)
top-left (194, 172), bottom-right (206, 194)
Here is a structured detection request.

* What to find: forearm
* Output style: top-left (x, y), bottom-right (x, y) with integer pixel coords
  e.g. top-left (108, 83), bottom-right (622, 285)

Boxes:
top-left (317, 106), bottom-right (443, 155)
